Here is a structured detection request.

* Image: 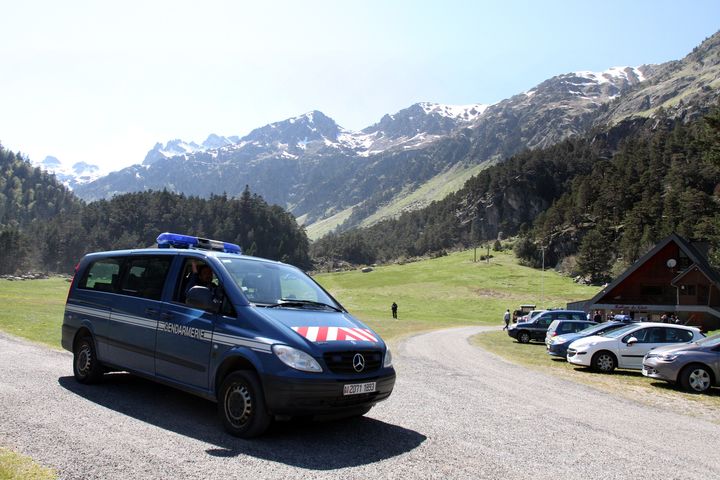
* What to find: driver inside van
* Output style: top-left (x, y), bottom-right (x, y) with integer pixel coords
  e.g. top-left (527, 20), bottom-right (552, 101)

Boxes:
top-left (185, 261), bottom-right (215, 298)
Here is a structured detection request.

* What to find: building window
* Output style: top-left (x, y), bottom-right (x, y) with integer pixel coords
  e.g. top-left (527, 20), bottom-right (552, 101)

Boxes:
top-left (680, 284), bottom-right (696, 296)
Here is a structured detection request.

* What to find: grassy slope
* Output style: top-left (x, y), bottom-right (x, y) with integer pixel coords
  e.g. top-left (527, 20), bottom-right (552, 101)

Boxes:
top-left (314, 249), bottom-right (598, 341)
top-left (0, 250), bottom-right (597, 348)
top-left (0, 448), bottom-right (55, 480)
top-left (357, 163), bottom-right (491, 229)
top-left (0, 278), bottom-right (69, 348)
top-left (304, 163), bottom-right (490, 241)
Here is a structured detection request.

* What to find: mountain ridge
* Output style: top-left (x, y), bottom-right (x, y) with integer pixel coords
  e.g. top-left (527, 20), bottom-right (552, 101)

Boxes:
top-left (68, 31), bottom-right (720, 238)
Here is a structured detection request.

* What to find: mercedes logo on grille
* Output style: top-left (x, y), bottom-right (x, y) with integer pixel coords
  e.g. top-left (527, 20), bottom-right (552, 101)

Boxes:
top-left (352, 353), bottom-right (366, 372)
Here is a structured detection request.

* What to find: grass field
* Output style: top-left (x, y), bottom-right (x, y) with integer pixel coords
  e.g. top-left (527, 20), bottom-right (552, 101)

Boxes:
top-left (0, 249), bottom-right (598, 348)
top-left (0, 448), bottom-right (55, 480)
top-left (472, 331), bottom-right (720, 413)
top-left (0, 278), bottom-right (69, 348)
top-left (315, 249), bottom-right (598, 340)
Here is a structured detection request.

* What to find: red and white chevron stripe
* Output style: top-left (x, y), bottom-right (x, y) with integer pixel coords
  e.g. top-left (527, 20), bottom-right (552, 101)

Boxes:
top-left (291, 326), bottom-right (378, 343)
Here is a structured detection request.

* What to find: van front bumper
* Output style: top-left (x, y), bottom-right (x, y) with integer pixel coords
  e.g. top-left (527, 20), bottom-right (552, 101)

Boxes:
top-left (262, 370), bottom-right (396, 416)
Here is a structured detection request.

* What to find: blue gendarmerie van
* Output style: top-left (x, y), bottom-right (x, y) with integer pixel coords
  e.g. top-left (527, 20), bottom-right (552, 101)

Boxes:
top-left (61, 233), bottom-right (395, 437)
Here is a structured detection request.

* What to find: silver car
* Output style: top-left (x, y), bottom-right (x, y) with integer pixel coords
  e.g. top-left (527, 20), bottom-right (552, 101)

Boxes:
top-left (642, 333), bottom-right (720, 393)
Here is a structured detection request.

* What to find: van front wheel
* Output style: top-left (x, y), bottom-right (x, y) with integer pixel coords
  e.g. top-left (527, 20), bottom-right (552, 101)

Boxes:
top-left (219, 371), bottom-right (271, 438)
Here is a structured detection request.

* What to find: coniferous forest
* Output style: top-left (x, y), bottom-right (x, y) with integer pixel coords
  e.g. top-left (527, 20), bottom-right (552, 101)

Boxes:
top-left (0, 146), bottom-right (310, 273)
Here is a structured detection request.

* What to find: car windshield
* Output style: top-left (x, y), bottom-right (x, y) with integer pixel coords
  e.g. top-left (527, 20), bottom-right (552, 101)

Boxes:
top-left (695, 333), bottom-right (720, 347)
top-left (602, 324), bottom-right (638, 339)
top-left (577, 323), bottom-right (614, 336)
top-left (219, 257), bottom-right (340, 309)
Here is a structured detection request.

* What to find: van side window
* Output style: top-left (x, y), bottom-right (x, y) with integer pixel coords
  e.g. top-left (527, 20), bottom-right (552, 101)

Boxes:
top-left (79, 259), bottom-right (122, 292)
top-left (174, 258), bottom-right (218, 302)
top-left (119, 256), bottom-right (173, 301)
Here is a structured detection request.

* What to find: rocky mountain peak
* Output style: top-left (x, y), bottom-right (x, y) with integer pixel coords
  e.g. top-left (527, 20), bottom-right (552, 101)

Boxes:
top-left (241, 110), bottom-right (341, 147)
top-left (361, 102), bottom-right (485, 139)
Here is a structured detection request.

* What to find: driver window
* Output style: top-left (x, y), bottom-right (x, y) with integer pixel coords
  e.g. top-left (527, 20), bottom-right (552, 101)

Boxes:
top-left (624, 328), bottom-right (648, 343)
top-left (175, 258), bottom-right (219, 303)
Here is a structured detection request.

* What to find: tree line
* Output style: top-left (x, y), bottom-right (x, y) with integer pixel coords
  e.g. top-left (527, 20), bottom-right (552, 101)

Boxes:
top-left (0, 147), bottom-right (310, 274)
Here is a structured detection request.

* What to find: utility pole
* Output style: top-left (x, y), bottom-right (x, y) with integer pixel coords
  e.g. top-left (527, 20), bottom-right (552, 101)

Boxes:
top-left (541, 245), bottom-right (545, 305)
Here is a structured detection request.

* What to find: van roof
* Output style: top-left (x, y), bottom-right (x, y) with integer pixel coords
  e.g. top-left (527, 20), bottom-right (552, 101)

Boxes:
top-left (81, 247), bottom-right (283, 266)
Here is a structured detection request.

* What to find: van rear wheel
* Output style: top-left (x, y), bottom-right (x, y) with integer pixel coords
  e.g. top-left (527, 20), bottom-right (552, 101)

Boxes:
top-left (73, 336), bottom-right (104, 384)
top-left (219, 371), bottom-right (271, 438)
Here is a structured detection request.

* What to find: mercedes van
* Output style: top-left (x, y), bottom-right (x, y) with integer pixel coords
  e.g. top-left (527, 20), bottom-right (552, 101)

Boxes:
top-left (61, 233), bottom-right (395, 437)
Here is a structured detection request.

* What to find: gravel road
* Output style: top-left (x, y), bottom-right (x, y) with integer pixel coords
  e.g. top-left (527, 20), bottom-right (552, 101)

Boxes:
top-left (1, 327), bottom-right (719, 479)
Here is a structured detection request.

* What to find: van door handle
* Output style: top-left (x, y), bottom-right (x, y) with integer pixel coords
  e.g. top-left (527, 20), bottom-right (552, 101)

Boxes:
top-left (160, 313), bottom-right (173, 320)
top-left (145, 308), bottom-right (159, 316)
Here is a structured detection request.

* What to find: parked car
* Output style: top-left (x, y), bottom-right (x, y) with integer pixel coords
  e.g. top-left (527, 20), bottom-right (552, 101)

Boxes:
top-left (520, 309), bottom-right (546, 323)
top-left (544, 319), bottom-right (597, 346)
top-left (567, 322), bottom-right (704, 373)
top-left (507, 310), bottom-right (586, 344)
top-left (546, 321), bottom-right (626, 359)
top-left (642, 333), bottom-right (720, 393)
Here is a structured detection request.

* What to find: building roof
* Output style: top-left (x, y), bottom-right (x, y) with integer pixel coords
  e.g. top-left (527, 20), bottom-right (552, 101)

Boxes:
top-left (587, 233), bottom-right (720, 306)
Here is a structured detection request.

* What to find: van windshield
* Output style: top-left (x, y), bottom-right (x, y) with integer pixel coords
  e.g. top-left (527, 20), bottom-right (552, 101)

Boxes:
top-left (220, 258), bottom-right (340, 310)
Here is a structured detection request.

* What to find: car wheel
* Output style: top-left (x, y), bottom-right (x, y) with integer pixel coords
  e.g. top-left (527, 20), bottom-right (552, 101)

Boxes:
top-left (592, 351), bottom-right (616, 373)
top-left (517, 331), bottom-right (531, 344)
top-left (679, 364), bottom-right (713, 393)
top-left (218, 371), bottom-right (271, 438)
top-left (73, 335), bottom-right (104, 384)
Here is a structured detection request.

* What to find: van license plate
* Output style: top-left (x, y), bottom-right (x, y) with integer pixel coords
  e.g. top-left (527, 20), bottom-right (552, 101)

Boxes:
top-left (343, 382), bottom-right (376, 396)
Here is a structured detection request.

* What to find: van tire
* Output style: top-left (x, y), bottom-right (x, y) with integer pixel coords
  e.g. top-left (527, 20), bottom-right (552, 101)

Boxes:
top-left (517, 331), bottom-right (531, 344)
top-left (73, 336), bottom-right (104, 384)
top-left (219, 371), bottom-right (271, 438)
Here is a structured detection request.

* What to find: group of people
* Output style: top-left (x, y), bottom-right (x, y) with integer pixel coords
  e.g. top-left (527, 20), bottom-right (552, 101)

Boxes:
top-left (501, 308), bottom-right (686, 328)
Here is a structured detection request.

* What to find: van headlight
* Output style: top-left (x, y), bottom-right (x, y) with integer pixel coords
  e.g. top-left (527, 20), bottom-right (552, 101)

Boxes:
top-left (384, 347), bottom-right (393, 368)
top-left (272, 345), bottom-right (323, 372)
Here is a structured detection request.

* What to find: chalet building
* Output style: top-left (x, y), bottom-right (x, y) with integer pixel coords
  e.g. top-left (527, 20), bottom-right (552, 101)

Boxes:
top-left (569, 233), bottom-right (720, 331)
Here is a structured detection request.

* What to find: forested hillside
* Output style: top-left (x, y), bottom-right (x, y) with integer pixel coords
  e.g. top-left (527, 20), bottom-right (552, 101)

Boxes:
top-left (0, 145), bottom-right (310, 273)
top-left (312, 107), bottom-right (720, 280)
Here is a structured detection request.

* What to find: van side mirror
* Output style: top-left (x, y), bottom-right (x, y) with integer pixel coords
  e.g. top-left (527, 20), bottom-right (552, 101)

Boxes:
top-left (626, 337), bottom-right (638, 346)
top-left (186, 286), bottom-right (215, 311)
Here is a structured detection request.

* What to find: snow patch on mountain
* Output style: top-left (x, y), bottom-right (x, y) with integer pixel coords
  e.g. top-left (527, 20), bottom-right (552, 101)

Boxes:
top-left (143, 134), bottom-right (236, 165)
top-left (417, 102), bottom-right (490, 122)
top-left (575, 66), bottom-right (646, 85)
top-left (33, 156), bottom-right (103, 189)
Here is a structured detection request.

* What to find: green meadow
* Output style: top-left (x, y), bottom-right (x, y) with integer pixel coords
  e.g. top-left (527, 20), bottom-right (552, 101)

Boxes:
top-left (314, 249), bottom-right (598, 340)
top-left (0, 278), bottom-right (69, 348)
top-left (0, 249), bottom-right (599, 348)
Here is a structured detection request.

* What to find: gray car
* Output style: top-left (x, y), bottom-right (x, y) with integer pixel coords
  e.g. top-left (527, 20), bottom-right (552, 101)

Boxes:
top-left (642, 333), bottom-right (720, 393)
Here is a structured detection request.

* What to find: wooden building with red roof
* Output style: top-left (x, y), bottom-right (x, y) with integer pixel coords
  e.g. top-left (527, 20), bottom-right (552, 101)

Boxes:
top-left (570, 234), bottom-right (720, 331)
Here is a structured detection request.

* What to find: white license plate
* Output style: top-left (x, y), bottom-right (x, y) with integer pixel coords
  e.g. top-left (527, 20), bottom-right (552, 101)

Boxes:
top-left (343, 382), bottom-right (376, 396)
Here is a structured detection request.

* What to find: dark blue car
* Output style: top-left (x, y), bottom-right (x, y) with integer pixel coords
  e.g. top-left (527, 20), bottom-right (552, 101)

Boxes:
top-left (546, 321), bottom-right (627, 359)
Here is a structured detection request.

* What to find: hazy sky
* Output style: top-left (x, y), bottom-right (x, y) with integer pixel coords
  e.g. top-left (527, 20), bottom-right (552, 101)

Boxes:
top-left (2, 1), bottom-right (719, 172)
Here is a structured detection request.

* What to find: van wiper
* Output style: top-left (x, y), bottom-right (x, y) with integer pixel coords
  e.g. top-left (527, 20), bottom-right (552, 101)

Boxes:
top-left (265, 299), bottom-right (342, 312)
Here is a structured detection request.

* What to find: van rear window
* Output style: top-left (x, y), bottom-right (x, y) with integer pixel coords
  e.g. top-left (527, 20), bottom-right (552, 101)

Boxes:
top-left (79, 259), bottom-right (121, 292)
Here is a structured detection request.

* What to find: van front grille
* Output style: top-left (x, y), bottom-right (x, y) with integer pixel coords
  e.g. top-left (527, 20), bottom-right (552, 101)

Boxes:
top-left (323, 350), bottom-right (383, 374)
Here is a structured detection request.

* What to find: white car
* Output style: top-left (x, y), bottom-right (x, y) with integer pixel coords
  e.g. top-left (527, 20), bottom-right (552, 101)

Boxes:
top-left (566, 322), bottom-right (704, 373)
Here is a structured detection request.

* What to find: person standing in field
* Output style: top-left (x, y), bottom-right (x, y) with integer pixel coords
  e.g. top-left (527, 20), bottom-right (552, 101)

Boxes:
top-left (503, 309), bottom-right (511, 330)
top-left (391, 302), bottom-right (398, 319)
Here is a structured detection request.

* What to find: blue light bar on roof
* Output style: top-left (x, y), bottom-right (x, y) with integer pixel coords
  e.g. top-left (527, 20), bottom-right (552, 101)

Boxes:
top-left (156, 232), bottom-right (242, 254)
